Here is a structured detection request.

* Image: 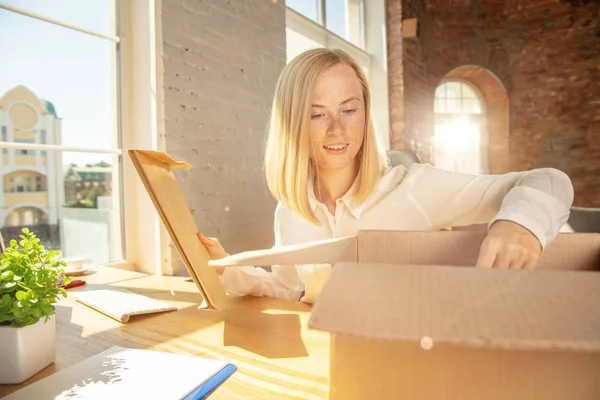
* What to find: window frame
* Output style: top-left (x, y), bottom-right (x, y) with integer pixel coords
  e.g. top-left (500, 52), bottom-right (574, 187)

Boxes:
top-left (117, 0), bottom-right (170, 275)
top-left (285, 0), bottom-right (391, 150)
top-left (288, 0), bottom-right (365, 49)
top-left (433, 79), bottom-right (489, 175)
top-left (0, 1), bottom-right (131, 269)
top-left (434, 79), bottom-right (487, 117)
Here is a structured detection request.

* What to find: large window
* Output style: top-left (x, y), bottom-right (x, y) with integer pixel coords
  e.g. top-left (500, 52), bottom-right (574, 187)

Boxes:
top-left (287, 0), bottom-right (364, 48)
top-left (0, 1), bottom-right (123, 266)
top-left (433, 81), bottom-right (486, 175)
top-left (285, 0), bottom-right (391, 149)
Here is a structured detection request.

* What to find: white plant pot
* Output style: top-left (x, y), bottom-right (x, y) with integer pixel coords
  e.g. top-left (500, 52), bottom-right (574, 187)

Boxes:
top-left (0, 314), bottom-right (56, 384)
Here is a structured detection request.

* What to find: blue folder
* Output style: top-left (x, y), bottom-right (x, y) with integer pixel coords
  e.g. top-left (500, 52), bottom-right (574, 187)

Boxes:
top-left (185, 363), bottom-right (238, 399)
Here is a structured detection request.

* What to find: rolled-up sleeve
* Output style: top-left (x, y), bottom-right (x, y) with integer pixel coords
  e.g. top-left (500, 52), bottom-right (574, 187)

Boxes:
top-left (406, 164), bottom-right (574, 248)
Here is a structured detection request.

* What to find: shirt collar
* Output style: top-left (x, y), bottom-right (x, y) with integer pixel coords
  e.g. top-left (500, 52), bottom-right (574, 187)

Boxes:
top-left (308, 177), bottom-right (362, 219)
top-left (308, 165), bottom-right (404, 220)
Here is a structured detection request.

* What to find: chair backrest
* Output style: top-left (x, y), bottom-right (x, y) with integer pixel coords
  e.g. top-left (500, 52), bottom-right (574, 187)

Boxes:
top-left (566, 206), bottom-right (600, 233)
top-left (386, 149), bottom-right (421, 169)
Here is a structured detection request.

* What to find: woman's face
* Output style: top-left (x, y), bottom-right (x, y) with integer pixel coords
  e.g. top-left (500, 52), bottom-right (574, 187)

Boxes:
top-left (308, 63), bottom-right (365, 172)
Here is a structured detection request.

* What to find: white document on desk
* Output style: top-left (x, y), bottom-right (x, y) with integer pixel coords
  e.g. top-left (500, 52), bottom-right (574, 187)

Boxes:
top-left (4, 346), bottom-right (235, 400)
top-left (74, 289), bottom-right (178, 323)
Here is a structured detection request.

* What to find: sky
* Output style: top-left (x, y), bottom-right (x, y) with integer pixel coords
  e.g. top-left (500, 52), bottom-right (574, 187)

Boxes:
top-left (0, 0), bottom-right (115, 165)
top-left (286, 0), bottom-right (346, 40)
top-left (0, 0), bottom-right (347, 166)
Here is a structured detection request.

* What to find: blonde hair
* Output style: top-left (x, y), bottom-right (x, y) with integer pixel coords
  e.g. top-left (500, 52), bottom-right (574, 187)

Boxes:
top-left (264, 48), bottom-right (388, 224)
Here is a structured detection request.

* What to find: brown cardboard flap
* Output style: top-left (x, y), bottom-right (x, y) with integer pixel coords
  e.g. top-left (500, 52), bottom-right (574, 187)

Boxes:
top-left (128, 149), bottom-right (226, 310)
top-left (309, 263), bottom-right (600, 352)
top-left (357, 231), bottom-right (600, 270)
top-left (211, 230), bottom-right (600, 270)
top-left (208, 236), bottom-right (357, 267)
top-left (130, 149), bottom-right (192, 170)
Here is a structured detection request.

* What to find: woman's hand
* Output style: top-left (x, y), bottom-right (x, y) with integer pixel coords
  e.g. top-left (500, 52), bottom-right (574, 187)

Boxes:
top-left (475, 220), bottom-right (542, 269)
top-left (197, 232), bottom-right (227, 276)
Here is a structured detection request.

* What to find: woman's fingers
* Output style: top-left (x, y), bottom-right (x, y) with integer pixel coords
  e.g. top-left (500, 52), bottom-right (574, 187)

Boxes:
top-left (475, 243), bottom-right (496, 268)
top-left (197, 232), bottom-right (228, 260)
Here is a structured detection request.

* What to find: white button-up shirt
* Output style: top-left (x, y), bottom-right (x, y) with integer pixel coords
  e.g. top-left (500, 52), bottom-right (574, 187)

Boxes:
top-left (220, 163), bottom-right (574, 304)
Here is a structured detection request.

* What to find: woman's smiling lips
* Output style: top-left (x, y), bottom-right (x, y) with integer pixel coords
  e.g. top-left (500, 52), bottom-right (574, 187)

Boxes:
top-left (323, 143), bottom-right (349, 154)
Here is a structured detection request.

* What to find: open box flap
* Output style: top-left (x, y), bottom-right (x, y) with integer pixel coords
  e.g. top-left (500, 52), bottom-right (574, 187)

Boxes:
top-left (309, 262), bottom-right (600, 352)
top-left (355, 230), bottom-right (600, 270)
top-left (128, 149), bottom-right (226, 310)
top-left (208, 236), bottom-right (357, 268)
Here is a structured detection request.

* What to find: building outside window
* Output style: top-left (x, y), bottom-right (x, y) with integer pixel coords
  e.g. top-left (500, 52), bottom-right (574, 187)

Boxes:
top-left (1, 126), bottom-right (7, 154)
top-left (12, 175), bottom-right (31, 193)
top-left (40, 128), bottom-right (47, 155)
top-left (0, 0), bottom-right (123, 266)
top-left (14, 138), bottom-right (35, 155)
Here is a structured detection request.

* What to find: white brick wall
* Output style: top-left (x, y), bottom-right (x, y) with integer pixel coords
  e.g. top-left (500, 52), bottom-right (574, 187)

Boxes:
top-left (160, 0), bottom-right (286, 274)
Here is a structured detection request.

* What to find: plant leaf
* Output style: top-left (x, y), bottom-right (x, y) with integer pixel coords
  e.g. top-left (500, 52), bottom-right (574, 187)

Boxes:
top-left (41, 305), bottom-right (54, 314)
top-left (1, 294), bottom-right (12, 307)
top-left (0, 271), bottom-right (14, 281)
top-left (15, 291), bottom-right (28, 301)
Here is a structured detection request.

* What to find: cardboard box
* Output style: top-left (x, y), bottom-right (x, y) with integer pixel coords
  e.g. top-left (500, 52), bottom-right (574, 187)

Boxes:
top-left (212, 230), bottom-right (600, 400)
top-left (131, 150), bottom-right (600, 399)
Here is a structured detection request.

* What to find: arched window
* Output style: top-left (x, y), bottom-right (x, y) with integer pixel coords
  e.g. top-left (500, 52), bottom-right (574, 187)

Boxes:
top-left (433, 80), bottom-right (486, 175)
top-left (434, 81), bottom-right (483, 115)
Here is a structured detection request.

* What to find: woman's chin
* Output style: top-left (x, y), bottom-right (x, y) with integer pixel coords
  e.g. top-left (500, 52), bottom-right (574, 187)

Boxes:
top-left (315, 159), bottom-right (357, 172)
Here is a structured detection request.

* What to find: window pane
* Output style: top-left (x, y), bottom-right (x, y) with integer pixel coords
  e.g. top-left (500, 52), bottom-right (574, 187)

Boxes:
top-left (1, 151), bottom-right (122, 265)
top-left (462, 84), bottom-right (478, 99)
top-left (434, 81), bottom-right (484, 115)
top-left (287, 0), bottom-right (319, 23)
top-left (462, 99), bottom-right (482, 114)
top-left (326, 0), bottom-right (348, 39)
top-left (0, 0), bottom-right (115, 36)
top-left (445, 82), bottom-right (462, 99)
top-left (286, 27), bottom-right (324, 63)
top-left (325, 0), bottom-right (362, 47)
top-left (434, 99), bottom-right (446, 114)
top-left (0, 11), bottom-right (118, 154)
top-left (435, 85), bottom-right (446, 99)
top-left (446, 98), bottom-right (461, 114)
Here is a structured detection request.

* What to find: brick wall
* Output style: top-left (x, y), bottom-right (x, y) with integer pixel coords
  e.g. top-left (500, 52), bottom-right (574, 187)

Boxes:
top-left (387, 0), bottom-right (600, 207)
top-left (159, 0), bottom-right (285, 273)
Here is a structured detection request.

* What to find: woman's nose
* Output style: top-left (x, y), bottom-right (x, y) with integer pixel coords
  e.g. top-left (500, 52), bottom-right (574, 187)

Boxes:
top-left (326, 116), bottom-right (343, 136)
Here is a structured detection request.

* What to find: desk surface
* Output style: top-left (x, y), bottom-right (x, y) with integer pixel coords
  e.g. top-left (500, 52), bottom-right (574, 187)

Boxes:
top-left (0, 267), bottom-right (330, 399)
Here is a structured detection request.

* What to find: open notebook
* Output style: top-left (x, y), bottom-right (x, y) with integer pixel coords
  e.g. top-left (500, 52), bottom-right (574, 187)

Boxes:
top-left (4, 346), bottom-right (237, 400)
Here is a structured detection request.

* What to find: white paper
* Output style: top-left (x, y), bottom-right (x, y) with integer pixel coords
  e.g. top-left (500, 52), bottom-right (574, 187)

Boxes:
top-left (208, 236), bottom-right (356, 267)
top-left (74, 289), bottom-right (178, 323)
top-left (4, 346), bottom-right (229, 400)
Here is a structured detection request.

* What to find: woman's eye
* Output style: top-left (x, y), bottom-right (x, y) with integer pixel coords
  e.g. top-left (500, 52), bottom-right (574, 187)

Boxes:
top-left (311, 113), bottom-right (325, 120)
top-left (343, 109), bottom-right (357, 115)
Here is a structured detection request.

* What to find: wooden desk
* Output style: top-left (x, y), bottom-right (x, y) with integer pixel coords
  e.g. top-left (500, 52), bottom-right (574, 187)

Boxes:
top-left (0, 267), bottom-right (331, 399)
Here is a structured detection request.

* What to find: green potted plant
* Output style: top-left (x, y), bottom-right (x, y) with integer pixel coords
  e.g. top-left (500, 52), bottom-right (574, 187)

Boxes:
top-left (0, 228), bottom-right (72, 384)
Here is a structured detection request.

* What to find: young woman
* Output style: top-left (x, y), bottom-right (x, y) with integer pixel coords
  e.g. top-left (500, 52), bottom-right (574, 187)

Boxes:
top-left (198, 48), bottom-right (574, 304)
